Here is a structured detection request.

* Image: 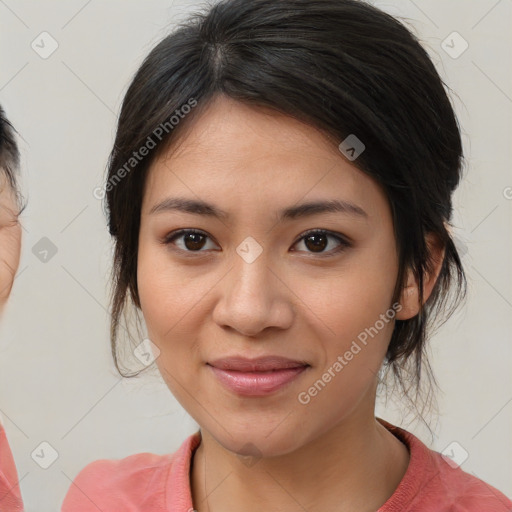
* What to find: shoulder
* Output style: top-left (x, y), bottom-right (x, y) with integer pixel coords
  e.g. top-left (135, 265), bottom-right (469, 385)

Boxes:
top-left (425, 450), bottom-right (512, 511)
top-left (61, 451), bottom-right (173, 511)
top-left (73, 450), bottom-right (175, 487)
top-left (0, 424), bottom-right (24, 511)
top-left (378, 418), bottom-right (512, 512)
top-left (61, 431), bottom-right (201, 512)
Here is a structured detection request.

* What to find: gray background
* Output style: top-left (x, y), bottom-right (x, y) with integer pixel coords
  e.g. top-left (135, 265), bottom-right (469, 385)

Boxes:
top-left (0, 1), bottom-right (511, 510)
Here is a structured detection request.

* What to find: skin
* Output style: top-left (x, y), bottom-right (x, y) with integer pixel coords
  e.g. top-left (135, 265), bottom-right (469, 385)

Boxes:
top-left (137, 95), bottom-right (444, 512)
top-left (0, 173), bottom-right (21, 314)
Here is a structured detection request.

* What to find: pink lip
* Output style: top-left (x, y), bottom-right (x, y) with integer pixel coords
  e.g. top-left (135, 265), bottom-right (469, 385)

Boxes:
top-left (207, 356), bottom-right (310, 396)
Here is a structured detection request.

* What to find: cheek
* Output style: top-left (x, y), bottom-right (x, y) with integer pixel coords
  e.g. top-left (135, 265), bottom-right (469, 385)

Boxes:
top-left (292, 238), bottom-right (398, 397)
top-left (137, 242), bottom-right (212, 369)
top-left (137, 249), bottom-right (203, 404)
top-left (138, 240), bottom-right (190, 328)
top-left (298, 245), bottom-right (397, 341)
top-left (293, 261), bottom-right (397, 425)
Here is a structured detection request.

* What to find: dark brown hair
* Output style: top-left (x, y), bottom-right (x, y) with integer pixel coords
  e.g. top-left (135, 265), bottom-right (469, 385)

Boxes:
top-left (104, 0), bottom-right (467, 422)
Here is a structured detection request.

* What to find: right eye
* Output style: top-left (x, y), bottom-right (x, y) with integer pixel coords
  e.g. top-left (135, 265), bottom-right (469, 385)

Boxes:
top-left (163, 229), bottom-right (219, 255)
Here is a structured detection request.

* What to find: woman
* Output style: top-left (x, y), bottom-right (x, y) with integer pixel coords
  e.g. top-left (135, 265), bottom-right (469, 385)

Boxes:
top-left (0, 105), bottom-right (24, 511)
top-left (62, 0), bottom-right (512, 510)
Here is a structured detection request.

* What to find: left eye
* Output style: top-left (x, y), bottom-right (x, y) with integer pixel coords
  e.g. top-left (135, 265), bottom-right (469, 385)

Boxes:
top-left (292, 229), bottom-right (350, 256)
top-left (163, 229), bottom-right (350, 256)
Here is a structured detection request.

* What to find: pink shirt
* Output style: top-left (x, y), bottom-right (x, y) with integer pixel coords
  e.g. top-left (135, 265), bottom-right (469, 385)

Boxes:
top-left (0, 425), bottom-right (24, 511)
top-left (61, 418), bottom-right (512, 511)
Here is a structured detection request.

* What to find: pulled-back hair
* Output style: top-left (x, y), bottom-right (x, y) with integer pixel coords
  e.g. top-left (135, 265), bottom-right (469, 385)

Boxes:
top-left (104, 0), bottom-right (467, 421)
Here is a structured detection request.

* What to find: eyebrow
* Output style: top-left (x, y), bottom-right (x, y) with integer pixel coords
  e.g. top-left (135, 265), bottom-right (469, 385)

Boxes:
top-left (149, 197), bottom-right (368, 221)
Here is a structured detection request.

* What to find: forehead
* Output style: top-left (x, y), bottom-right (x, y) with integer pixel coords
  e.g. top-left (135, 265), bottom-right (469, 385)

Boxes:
top-left (143, 95), bottom-right (389, 222)
top-left (159, 95), bottom-right (340, 164)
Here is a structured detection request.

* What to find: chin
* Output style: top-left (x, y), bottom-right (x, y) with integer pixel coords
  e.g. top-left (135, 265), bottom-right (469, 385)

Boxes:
top-left (205, 421), bottom-right (309, 460)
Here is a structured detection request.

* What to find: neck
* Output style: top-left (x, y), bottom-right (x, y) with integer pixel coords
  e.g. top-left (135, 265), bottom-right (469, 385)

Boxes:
top-left (190, 411), bottom-right (410, 512)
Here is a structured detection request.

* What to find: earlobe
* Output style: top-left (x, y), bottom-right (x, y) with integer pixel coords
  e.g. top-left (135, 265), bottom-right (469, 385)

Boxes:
top-left (395, 272), bottom-right (419, 321)
top-left (395, 233), bottom-right (445, 321)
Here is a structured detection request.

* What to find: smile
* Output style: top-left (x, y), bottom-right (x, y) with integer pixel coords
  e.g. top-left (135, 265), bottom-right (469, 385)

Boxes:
top-left (207, 364), bottom-right (309, 396)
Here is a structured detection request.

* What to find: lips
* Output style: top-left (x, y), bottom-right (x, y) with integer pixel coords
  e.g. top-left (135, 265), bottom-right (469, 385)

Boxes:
top-left (207, 355), bottom-right (309, 372)
top-left (207, 356), bottom-right (310, 396)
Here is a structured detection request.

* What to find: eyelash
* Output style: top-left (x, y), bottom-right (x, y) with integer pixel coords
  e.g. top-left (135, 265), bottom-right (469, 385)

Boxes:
top-left (162, 228), bottom-right (351, 258)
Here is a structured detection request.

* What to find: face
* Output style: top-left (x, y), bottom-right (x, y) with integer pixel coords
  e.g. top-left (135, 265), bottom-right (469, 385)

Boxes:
top-left (0, 172), bottom-right (21, 313)
top-left (137, 95), bottom-right (403, 457)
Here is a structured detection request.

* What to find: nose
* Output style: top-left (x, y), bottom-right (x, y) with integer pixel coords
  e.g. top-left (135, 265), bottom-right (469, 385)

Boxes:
top-left (211, 249), bottom-right (294, 338)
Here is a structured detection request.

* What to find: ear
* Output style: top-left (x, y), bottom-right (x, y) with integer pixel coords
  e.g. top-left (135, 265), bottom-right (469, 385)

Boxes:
top-left (395, 232), bottom-right (445, 321)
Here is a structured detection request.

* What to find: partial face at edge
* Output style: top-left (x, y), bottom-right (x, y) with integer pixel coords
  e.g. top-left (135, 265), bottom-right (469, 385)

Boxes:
top-left (0, 173), bottom-right (21, 313)
top-left (136, 95), bottom-right (404, 456)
